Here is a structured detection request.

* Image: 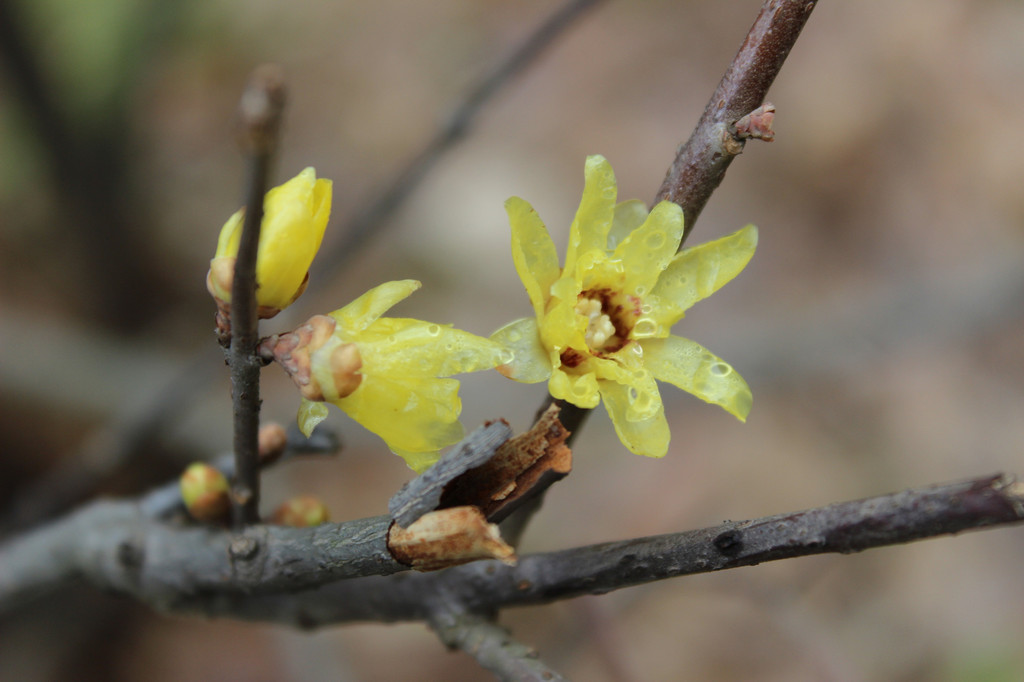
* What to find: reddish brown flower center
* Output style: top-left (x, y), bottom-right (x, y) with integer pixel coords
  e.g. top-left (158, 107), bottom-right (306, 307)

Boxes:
top-left (559, 288), bottom-right (639, 367)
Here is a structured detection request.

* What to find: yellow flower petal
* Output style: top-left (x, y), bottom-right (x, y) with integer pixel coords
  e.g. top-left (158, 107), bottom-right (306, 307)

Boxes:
top-left (564, 155), bottom-right (616, 278)
top-left (256, 168), bottom-right (332, 309)
top-left (540, 276), bottom-right (588, 352)
top-left (607, 199), bottom-right (650, 251)
top-left (613, 200), bottom-right (685, 300)
top-left (598, 379), bottom-right (670, 458)
top-left (549, 365), bottom-right (601, 408)
top-left (649, 224), bottom-right (758, 328)
top-left (297, 397), bottom-right (330, 437)
top-left (507, 197), bottom-right (561, 320)
top-left (357, 317), bottom-right (511, 378)
top-left (490, 318), bottom-right (552, 383)
top-left (330, 279), bottom-right (421, 335)
top-left (334, 373), bottom-right (465, 467)
top-left (642, 335), bottom-right (752, 421)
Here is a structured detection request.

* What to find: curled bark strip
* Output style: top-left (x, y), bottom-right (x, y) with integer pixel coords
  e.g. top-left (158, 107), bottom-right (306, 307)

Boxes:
top-left (388, 507), bottom-right (515, 571)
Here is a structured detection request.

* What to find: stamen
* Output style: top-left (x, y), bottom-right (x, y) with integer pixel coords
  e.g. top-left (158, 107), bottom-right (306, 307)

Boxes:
top-left (576, 297), bottom-right (617, 350)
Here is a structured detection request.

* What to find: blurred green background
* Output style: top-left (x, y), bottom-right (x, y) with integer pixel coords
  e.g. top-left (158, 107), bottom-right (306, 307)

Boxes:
top-left (2, 0), bottom-right (1023, 680)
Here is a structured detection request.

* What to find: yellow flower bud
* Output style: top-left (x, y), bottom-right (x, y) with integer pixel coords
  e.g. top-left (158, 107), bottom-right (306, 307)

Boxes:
top-left (179, 463), bottom-right (231, 523)
top-left (270, 495), bottom-right (330, 527)
top-left (207, 167), bottom-right (332, 319)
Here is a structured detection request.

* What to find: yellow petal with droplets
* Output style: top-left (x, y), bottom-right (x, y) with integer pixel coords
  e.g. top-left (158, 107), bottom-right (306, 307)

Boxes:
top-left (564, 155), bottom-right (616, 279)
top-left (334, 373), bottom-right (465, 463)
top-left (330, 280), bottom-right (421, 335)
top-left (549, 365), bottom-right (601, 408)
top-left (606, 199), bottom-right (650, 251)
top-left (598, 379), bottom-right (670, 458)
top-left (643, 335), bottom-right (752, 421)
top-left (508, 197), bottom-right (561, 320)
top-left (650, 224), bottom-right (757, 328)
top-left (613, 200), bottom-right (685, 299)
top-left (358, 317), bottom-right (510, 378)
top-left (490, 318), bottom-right (552, 383)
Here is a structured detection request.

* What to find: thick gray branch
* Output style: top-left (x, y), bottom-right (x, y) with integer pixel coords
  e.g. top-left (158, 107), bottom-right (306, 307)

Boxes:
top-left (0, 502), bottom-right (403, 613)
top-left (179, 473), bottom-right (1024, 627)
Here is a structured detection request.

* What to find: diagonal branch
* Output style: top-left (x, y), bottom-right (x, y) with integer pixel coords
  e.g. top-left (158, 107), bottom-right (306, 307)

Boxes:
top-left (171, 473), bottom-right (1023, 627)
top-left (656, 0), bottom-right (818, 242)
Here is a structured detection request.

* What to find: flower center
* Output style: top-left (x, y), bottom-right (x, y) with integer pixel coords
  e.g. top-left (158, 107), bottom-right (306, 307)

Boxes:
top-left (576, 297), bottom-right (617, 350)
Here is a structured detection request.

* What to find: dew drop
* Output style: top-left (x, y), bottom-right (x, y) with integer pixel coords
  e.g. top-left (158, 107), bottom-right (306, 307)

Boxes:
top-left (632, 317), bottom-right (657, 338)
top-left (499, 349), bottom-right (515, 364)
top-left (506, 329), bottom-right (523, 343)
top-left (709, 362), bottom-right (731, 377)
top-left (427, 324), bottom-right (441, 336)
top-left (628, 386), bottom-right (639, 401)
top-left (644, 231), bottom-right (666, 250)
top-left (634, 285), bottom-right (647, 296)
top-left (632, 391), bottom-right (653, 412)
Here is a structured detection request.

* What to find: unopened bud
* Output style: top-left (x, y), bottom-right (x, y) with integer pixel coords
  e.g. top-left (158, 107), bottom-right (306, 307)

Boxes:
top-left (270, 495), bottom-right (330, 527)
top-left (206, 167), bottom-right (332, 321)
top-left (180, 463), bottom-right (231, 523)
top-left (258, 422), bottom-right (288, 464)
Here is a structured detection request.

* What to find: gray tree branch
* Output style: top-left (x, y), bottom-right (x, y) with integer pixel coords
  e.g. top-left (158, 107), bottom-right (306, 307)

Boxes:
top-left (23, 472), bottom-right (1007, 628)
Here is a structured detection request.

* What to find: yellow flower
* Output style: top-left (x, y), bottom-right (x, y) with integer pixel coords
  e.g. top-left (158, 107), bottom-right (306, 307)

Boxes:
top-left (492, 155), bottom-right (757, 458)
top-left (265, 280), bottom-right (511, 473)
top-left (207, 167), bottom-right (332, 319)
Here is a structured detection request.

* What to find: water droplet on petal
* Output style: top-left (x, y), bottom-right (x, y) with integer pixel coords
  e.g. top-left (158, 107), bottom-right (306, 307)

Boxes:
top-left (644, 231), bottom-right (666, 250)
top-left (632, 317), bottom-right (657, 338)
top-left (499, 349), bottom-right (515, 364)
top-left (634, 285), bottom-right (647, 296)
top-left (427, 324), bottom-right (440, 336)
top-left (709, 362), bottom-right (731, 377)
top-left (506, 329), bottom-right (523, 343)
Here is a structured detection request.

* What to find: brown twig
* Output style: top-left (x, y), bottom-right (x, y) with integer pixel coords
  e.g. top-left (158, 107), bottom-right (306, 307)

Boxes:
top-left (227, 66), bottom-right (286, 527)
top-left (656, 0), bottom-right (818, 243)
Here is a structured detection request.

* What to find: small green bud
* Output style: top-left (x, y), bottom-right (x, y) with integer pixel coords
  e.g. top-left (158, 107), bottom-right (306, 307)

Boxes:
top-left (180, 463), bottom-right (231, 523)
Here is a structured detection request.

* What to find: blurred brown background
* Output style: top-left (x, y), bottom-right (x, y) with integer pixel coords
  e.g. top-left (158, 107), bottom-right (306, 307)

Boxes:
top-left (2, 0), bottom-right (1023, 680)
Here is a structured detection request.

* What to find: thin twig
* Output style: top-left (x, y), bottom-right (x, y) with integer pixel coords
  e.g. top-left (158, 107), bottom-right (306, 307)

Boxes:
top-left (656, 0), bottom-right (819, 242)
top-left (177, 474), bottom-right (1023, 627)
top-left (429, 611), bottom-right (567, 682)
top-left (314, 0), bottom-right (604, 276)
top-left (228, 66), bottom-right (286, 526)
